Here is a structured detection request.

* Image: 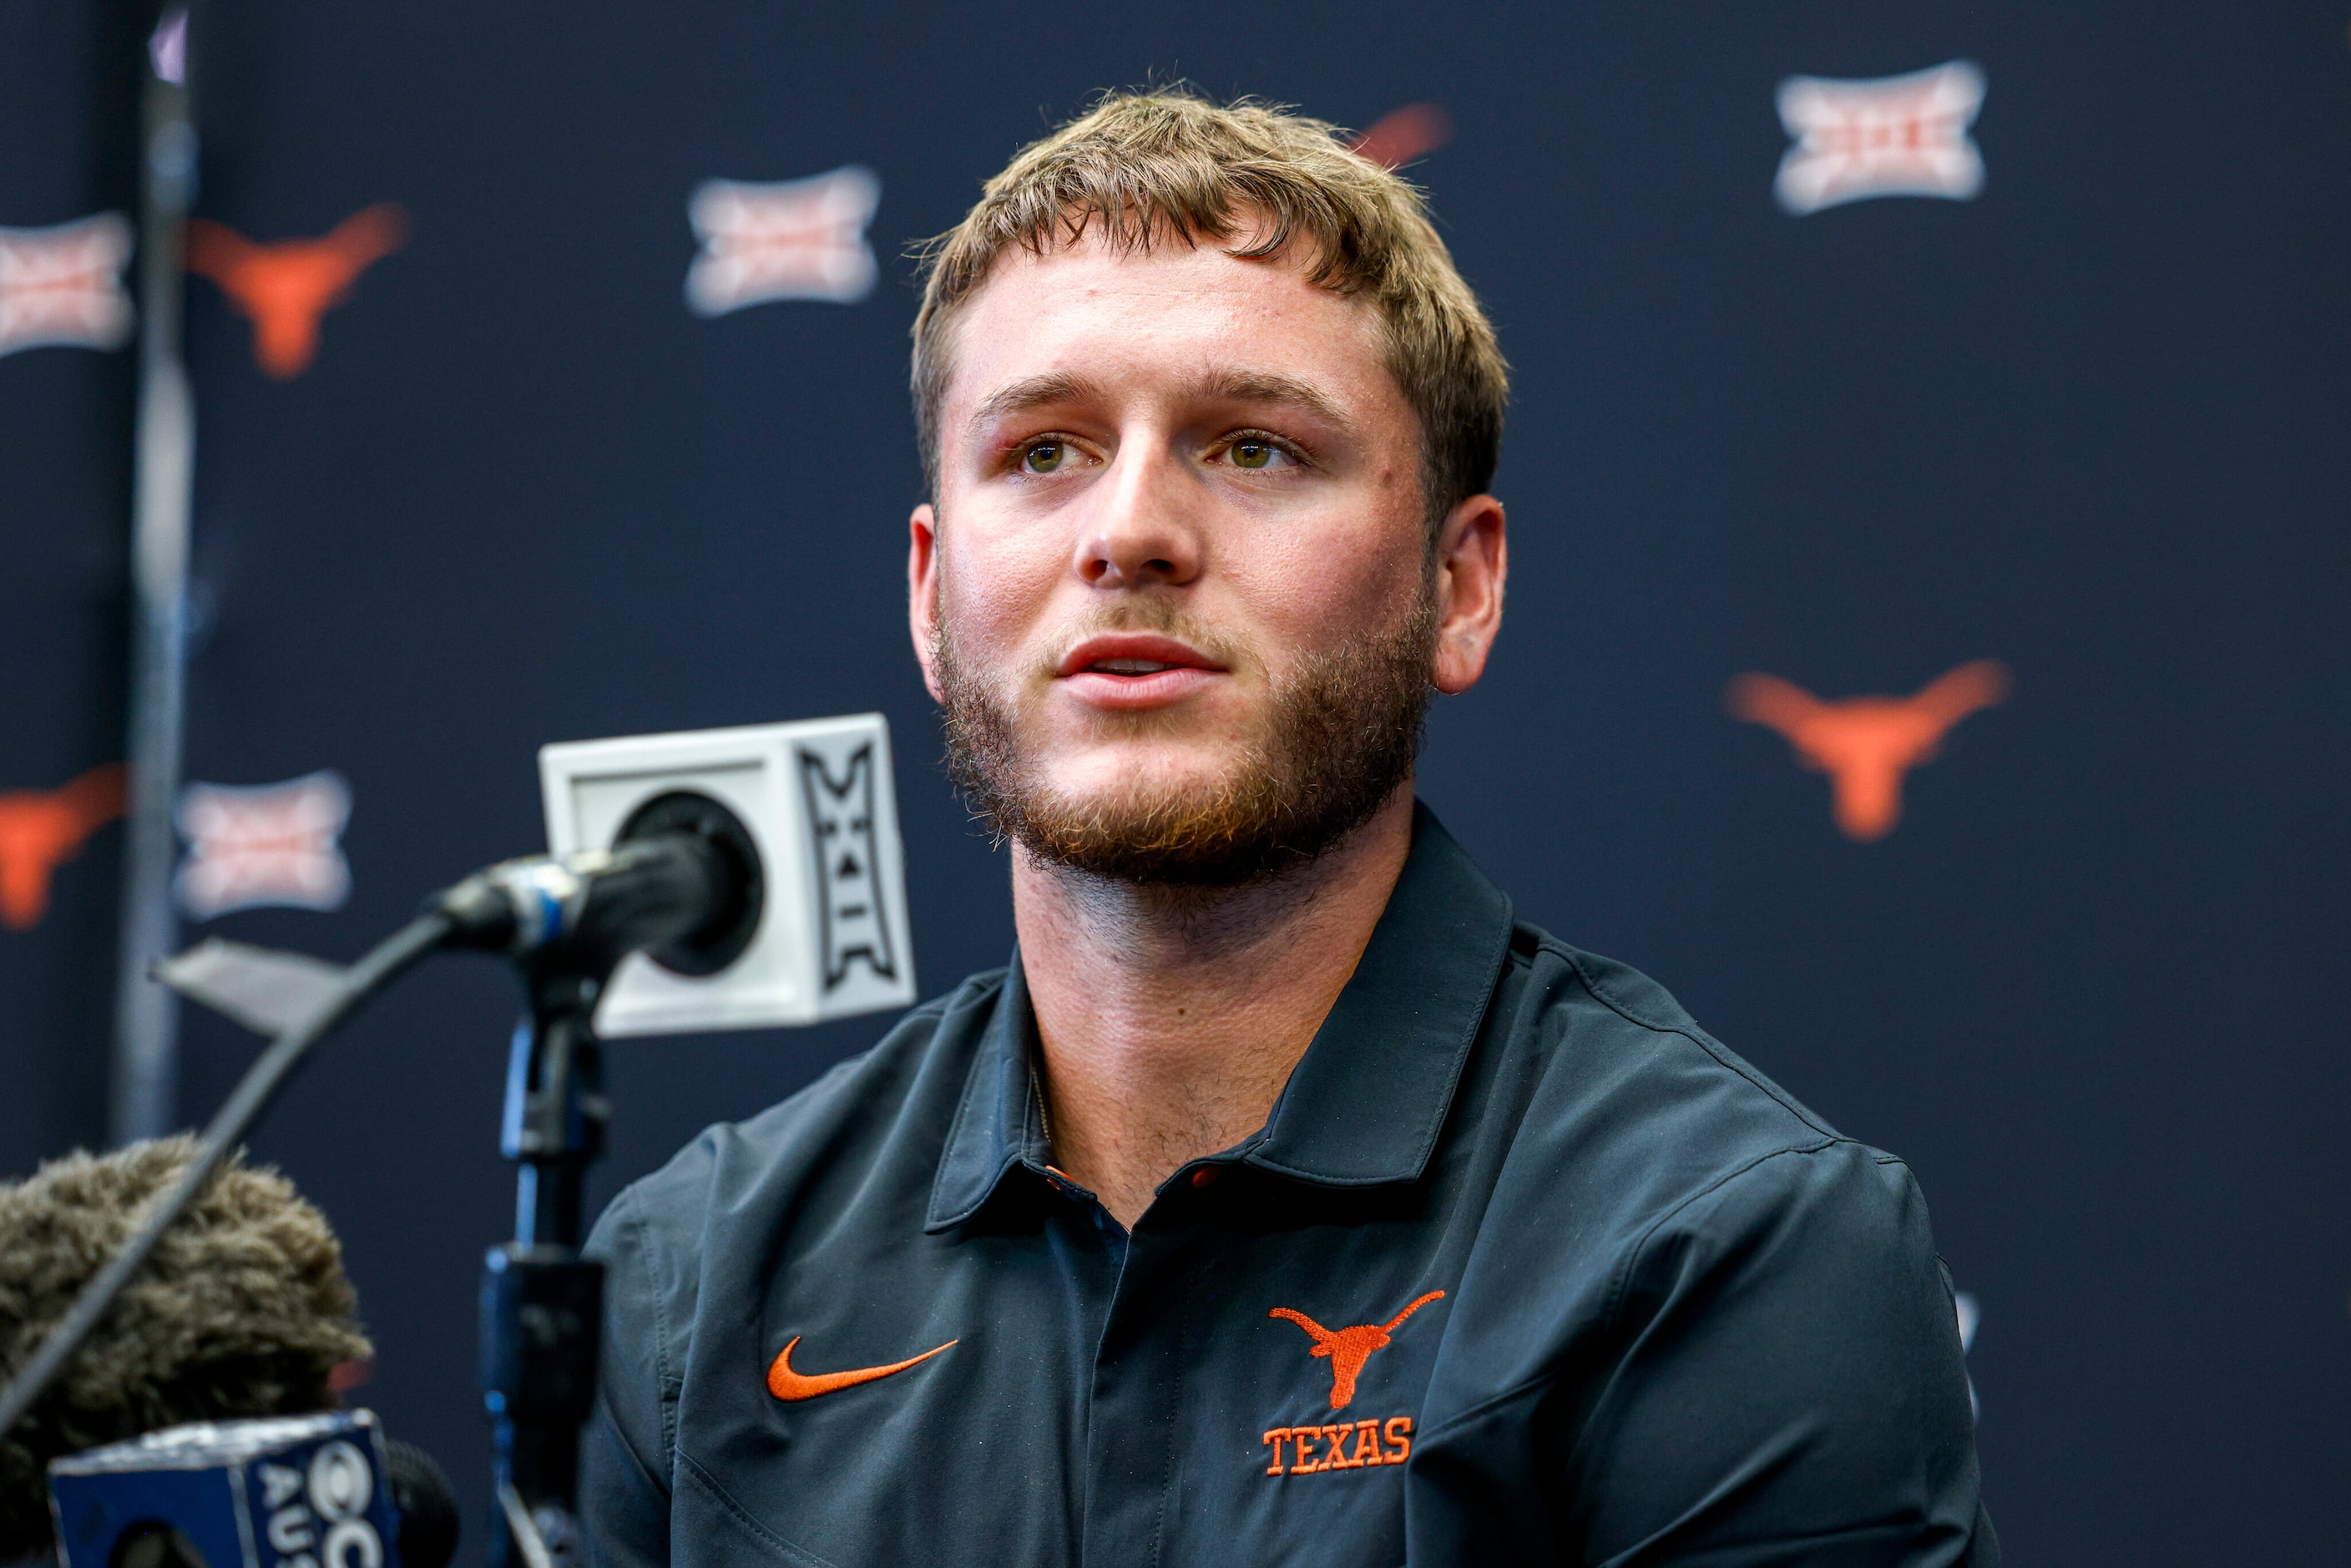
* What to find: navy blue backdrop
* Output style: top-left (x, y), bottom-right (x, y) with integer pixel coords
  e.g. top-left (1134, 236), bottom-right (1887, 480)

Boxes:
top-left (6, 3), bottom-right (2350, 1560)
top-left (0, 0), bottom-right (138, 1167)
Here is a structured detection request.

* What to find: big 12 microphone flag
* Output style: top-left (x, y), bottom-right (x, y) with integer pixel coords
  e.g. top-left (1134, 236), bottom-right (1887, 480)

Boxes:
top-left (537, 714), bottom-right (915, 1036)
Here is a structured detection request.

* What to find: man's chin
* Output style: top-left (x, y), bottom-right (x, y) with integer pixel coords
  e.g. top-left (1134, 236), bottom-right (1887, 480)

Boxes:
top-left (937, 587), bottom-right (1436, 889)
top-left (1004, 785), bottom-right (1337, 888)
top-left (1035, 748), bottom-right (1243, 807)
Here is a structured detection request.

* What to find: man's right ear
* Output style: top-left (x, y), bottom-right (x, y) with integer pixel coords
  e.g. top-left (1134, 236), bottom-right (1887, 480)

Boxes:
top-left (908, 503), bottom-right (946, 703)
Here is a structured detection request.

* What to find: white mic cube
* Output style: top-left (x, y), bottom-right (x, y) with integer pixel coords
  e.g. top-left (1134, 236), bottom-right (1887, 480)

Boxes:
top-left (538, 715), bottom-right (916, 1036)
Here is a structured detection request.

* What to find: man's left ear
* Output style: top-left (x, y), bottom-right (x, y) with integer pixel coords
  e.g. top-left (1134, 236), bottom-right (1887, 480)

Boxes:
top-left (1430, 493), bottom-right (1506, 696)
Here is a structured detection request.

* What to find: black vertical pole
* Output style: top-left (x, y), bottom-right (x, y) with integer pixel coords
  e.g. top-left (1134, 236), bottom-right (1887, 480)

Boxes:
top-left (482, 969), bottom-right (609, 1568)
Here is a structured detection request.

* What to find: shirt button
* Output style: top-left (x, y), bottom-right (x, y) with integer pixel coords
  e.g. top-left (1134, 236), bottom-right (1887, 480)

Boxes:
top-left (1191, 1166), bottom-right (1219, 1188)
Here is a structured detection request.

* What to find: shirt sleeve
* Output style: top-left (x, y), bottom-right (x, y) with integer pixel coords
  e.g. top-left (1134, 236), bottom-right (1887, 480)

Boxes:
top-left (580, 1186), bottom-right (675, 1568)
top-left (1567, 1142), bottom-right (1992, 1567)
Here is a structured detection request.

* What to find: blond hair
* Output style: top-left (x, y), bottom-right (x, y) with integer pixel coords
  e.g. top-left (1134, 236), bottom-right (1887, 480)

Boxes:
top-left (911, 89), bottom-right (1508, 529)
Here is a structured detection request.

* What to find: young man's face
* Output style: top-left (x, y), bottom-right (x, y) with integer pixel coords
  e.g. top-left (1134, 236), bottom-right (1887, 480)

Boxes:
top-left (908, 230), bottom-right (1501, 883)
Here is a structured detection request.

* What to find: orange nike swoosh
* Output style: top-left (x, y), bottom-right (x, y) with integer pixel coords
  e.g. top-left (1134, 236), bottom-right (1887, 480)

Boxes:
top-left (766, 1334), bottom-right (958, 1401)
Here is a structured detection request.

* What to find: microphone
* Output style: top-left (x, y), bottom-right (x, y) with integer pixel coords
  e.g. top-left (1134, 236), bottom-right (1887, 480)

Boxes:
top-left (48, 1415), bottom-right (458, 1568)
top-left (380, 1443), bottom-right (457, 1568)
top-left (50, 1411), bottom-right (406, 1568)
top-left (431, 790), bottom-right (763, 977)
top-left (0, 720), bottom-right (905, 1568)
top-left (0, 1141), bottom-right (457, 1568)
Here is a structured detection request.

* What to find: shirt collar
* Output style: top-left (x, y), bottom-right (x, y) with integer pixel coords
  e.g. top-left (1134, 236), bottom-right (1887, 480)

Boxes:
top-left (925, 954), bottom-right (1047, 1232)
top-left (925, 802), bottom-right (1514, 1231)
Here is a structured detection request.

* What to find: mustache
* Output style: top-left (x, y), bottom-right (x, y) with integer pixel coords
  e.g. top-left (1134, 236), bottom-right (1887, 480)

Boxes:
top-left (1037, 600), bottom-right (1250, 677)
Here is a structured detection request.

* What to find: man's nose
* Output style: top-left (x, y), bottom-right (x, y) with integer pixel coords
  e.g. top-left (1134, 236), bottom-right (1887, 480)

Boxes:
top-left (1072, 446), bottom-right (1201, 589)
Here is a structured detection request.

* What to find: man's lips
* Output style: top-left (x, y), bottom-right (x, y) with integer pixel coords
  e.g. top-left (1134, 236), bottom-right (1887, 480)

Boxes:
top-left (1054, 634), bottom-right (1227, 710)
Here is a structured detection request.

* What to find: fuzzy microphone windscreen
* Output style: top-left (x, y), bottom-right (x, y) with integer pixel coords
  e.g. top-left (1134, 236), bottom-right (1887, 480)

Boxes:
top-left (0, 1136), bottom-right (372, 1559)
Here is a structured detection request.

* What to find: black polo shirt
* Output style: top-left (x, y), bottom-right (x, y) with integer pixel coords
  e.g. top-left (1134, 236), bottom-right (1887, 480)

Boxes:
top-left (580, 806), bottom-right (1994, 1565)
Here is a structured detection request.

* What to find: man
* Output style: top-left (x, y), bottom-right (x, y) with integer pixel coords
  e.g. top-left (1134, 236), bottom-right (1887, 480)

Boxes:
top-left (583, 91), bottom-right (1992, 1565)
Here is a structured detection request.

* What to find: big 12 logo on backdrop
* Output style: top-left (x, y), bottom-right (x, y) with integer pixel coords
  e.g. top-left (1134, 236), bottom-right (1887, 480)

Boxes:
top-left (1774, 60), bottom-right (1987, 215)
top-left (0, 214), bottom-right (134, 357)
top-left (174, 771), bottom-right (354, 919)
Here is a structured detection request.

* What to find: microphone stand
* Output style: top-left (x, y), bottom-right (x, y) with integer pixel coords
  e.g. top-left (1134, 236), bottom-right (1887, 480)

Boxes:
top-left (483, 959), bottom-right (610, 1568)
top-left (0, 799), bottom-right (759, 1568)
top-left (455, 800), bottom-right (757, 1568)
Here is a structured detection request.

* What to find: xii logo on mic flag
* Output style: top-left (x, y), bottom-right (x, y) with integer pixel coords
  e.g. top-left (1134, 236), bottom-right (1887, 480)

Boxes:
top-left (798, 743), bottom-right (897, 992)
top-left (538, 714), bottom-right (915, 1037)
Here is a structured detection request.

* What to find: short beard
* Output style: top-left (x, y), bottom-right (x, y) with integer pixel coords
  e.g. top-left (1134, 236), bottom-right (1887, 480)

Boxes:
top-left (936, 587), bottom-right (1437, 888)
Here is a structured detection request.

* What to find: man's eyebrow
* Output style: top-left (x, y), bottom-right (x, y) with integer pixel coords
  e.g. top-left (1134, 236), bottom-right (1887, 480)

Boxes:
top-left (966, 368), bottom-right (1358, 432)
top-left (968, 372), bottom-right (1103, 427)
top-left (1193, 370), bottom-right (1355, 431)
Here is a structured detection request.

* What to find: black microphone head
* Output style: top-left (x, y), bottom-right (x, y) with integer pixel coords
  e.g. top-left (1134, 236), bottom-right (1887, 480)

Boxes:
top-left (614, 790), bottom-right (763, 976)
top-left (431, 789), bottom-right (763, 974)
top-left (384, 1439), bottom-right (460, 1568)
top-left (0, 1138), bottom-right (371, 1560)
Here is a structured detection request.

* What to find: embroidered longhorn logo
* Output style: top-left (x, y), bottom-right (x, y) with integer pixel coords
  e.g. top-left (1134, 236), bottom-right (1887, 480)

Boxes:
top-left (0, 764), bottom-right (127, 931)
top-left (1727, 660), bottom-right (2010, 841)
top-left (1348, 104), bottom-right (1451, 170)
top-left (185, 204), bottom-right (407, 377)
top-left (1270, 1290), bottom-right (1444, 1411)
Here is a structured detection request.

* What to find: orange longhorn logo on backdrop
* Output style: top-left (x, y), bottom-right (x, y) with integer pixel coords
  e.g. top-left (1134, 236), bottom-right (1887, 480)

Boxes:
top-left (1728, 660), bottom-right (2010, 841)
top-left (1348, 104), bottom-right (1452, 169)
top-left (1270, 1290), bottom-right (1445, 1411)
top-left (0, 763), bottom-right (126, 930)
top-left (185, 204), bottom-right (407, 377)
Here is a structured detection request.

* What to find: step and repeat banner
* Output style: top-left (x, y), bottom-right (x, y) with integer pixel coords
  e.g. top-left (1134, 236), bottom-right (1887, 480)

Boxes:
top-left (5, 2), bottom-right (2348, 1559)
top-left (0, 2), bottom-right (139, 1170)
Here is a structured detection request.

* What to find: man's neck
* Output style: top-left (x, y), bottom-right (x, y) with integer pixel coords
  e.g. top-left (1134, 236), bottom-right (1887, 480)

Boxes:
top-left (1013, 787), bottom-right (1416, 1229)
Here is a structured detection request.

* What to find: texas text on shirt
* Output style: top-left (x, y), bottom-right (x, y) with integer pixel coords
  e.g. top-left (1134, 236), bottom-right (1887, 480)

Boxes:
top-left (579, 807), bottom-right (1991, 1565)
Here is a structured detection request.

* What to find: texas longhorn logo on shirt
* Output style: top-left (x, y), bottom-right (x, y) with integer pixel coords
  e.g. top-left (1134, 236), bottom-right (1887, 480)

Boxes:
top-left (185, 204), bottom-right (407, 377)
top-left (685, 165), bottom-right (880, 316)
top-left (0, 213), bottom-right (135, 358)
top-left (1271, 1290), bottom-right (1444, 1410)
top-left (1727, 660), bottom-right (2010, 840)
top-left (1260, 1290), bottom-right (1443, 1478)
top-left (1774, 60), bottom-right (1987, 215)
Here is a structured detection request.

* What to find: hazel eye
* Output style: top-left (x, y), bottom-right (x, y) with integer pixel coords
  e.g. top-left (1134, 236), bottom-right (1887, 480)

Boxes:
top-left (1226, 436), bottom-right (1299, 472)
top-left (1021, 440), bottom-right (1069, 474)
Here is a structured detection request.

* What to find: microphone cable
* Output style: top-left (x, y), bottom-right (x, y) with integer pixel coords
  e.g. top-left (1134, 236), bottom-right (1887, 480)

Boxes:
top-left (0, 801), bottom-right (758, 1443)
top-left (0, 909), bottom-right (454, 1442)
